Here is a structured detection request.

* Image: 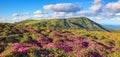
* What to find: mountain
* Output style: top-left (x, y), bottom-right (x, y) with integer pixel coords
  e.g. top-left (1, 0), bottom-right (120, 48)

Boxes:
top-left (16, 17), bottom-right (112, 32)
top-left (0, 17), bottom-right (120, 57)
top-left (103, 25), bottom-right (120, 29)
top-left (102, 25), bottom-right (120, 32)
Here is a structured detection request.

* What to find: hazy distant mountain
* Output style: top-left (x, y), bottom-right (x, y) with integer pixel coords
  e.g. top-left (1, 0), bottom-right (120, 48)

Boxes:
top-left (104, 25), bottom-right (120, 29)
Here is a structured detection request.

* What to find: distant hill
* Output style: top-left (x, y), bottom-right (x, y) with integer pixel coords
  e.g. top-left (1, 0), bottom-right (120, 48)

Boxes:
top-left (103, 25), bottom-right (120, 29)
top-left (16, 17), bottom-right (112, 32)
top-left (0, 23), bottom-right (13, 28)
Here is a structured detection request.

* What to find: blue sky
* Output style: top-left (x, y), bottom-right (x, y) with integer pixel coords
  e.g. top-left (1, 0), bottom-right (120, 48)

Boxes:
top-left (0, 0), bottom-right (92, 17)
top-left (0, 0), bottom-right (120, 25)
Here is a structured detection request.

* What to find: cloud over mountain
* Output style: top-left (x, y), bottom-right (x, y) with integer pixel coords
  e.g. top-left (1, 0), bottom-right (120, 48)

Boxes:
top-left (34, 10), bottom-right (47, 15)
top-left (90, 0), bottom-right (102, 13)
top-left (33, 10), bottom-right (49, 18)
top-left (43, 3), bottom-right (82, 12)
top-left (106, 0), bottom-right (120, 13)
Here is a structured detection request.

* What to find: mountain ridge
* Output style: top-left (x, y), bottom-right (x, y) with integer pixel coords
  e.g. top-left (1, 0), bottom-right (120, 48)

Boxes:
top-left (15, 17), bottom-right (112, 32)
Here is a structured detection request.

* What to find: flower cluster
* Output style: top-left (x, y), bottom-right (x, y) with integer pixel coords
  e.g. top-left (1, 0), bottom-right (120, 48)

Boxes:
top-left (27, 43), bottom-right (39, 47)
top-left (11, 43), bottom-right (24, 49)
top-left (8, 29), bottom-right (109, 57)
top-left (14, 26), bottom-right (37, 33)
top-left (57, 44), bottom-right (73, 52)
top-left (18, 47), bottom-right (28, 53)
top-left (36, 34), bottom-right (52, 47)
top-left (43, 43), bottom-right (56, 49)
top-left (24, 27), bottom-right (37, 33)
top-left (11, 43), bottom-right (28, 53)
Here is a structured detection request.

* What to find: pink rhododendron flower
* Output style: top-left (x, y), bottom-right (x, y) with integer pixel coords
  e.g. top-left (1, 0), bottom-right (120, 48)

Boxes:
top-left (18, 47), bottom-right (28, 53)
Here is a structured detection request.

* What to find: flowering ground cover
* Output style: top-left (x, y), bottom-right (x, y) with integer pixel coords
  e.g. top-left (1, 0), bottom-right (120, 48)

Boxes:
top-left (0, 26), bottom-right (120, 57)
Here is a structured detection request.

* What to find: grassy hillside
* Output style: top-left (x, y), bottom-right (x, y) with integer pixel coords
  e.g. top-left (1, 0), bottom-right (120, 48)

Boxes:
top-left (0, 25), bottom-right (120, 57)
top-left (0, 17), bottom-right (120, 57)
top-left (114, 29), bottom-right (120, 33)
top-left (16, 17), bottom-right (112, 32)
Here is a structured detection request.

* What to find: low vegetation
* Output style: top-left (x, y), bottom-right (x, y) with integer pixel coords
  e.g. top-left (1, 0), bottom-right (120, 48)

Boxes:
top-left (0, 17), bottom-right (120, 57)
top-left (0, 25), bottom-right (119, 57)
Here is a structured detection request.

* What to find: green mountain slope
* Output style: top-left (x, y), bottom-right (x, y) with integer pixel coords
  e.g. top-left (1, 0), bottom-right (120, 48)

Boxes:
top-left (16, 17), bottom-right (112, 32)
top-left (0, 17), bottom-right (120, 57)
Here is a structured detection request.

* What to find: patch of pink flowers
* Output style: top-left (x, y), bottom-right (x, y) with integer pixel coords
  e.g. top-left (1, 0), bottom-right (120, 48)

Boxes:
top-left (11, 43), bottom-right (29, 53)
top-left (14, 26), bottom-right (37, 33)
top-left (11, 43), bottom-right (24, 49)
top-left (57, 44), bottom-right (73, 52)
top-left (43, 43), bottom-right (56, 48)
top-left (18, 47), bottom-right (28, 53)
top-left (27, 43), bottom-right (39, 47)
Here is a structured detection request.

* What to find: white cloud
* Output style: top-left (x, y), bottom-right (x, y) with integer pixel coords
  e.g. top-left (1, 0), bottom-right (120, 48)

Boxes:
top-left (0, 17), bottom-right (6, 23)
top-left (65, 13), bottom-right (78, 17)
top-left (52, 12), bottom-right (66, 17)
top-left (44, 3), bottom-right (81, 12)
top-left (12, 16), bottom-right (29, 22)
top-left (33, 14), bottom-right (49, 18)
top-left (33, 10), bottom-right (49, 18)
top-left (12, 12), bottom-right (30, 17)
top-left (0, 17), bottom-right (14, 23)
top-left (34, 10), bottom-right (47, 14)
top-left (77, 11), bottom-right (92, 16)
top-left (23, 12), bottom-right (30, 15)
top-left (89, 0), bottom-right (102, 13)
top-left (94, 0), bottom-right (102, 4)
top-left (106, 0), bottom-right (120, 13)
top-left (12, 13), bottom-right (20, 17)
top-left (11, 12), bottom-right (31, 22)
top-left (76, 0), bottom-right (103, 16)
top-left (88, 16), bottom-right (120, 25)
top-left (115, 13), bottom-right (120, 16)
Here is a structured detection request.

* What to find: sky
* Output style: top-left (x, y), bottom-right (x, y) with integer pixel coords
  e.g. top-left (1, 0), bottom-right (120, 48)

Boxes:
top-left (0, 0), bottom-right (120, 25)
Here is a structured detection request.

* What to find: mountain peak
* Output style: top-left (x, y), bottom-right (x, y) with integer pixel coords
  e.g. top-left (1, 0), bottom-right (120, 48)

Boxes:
top-left (16, 17), bottom-right (111, 32)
